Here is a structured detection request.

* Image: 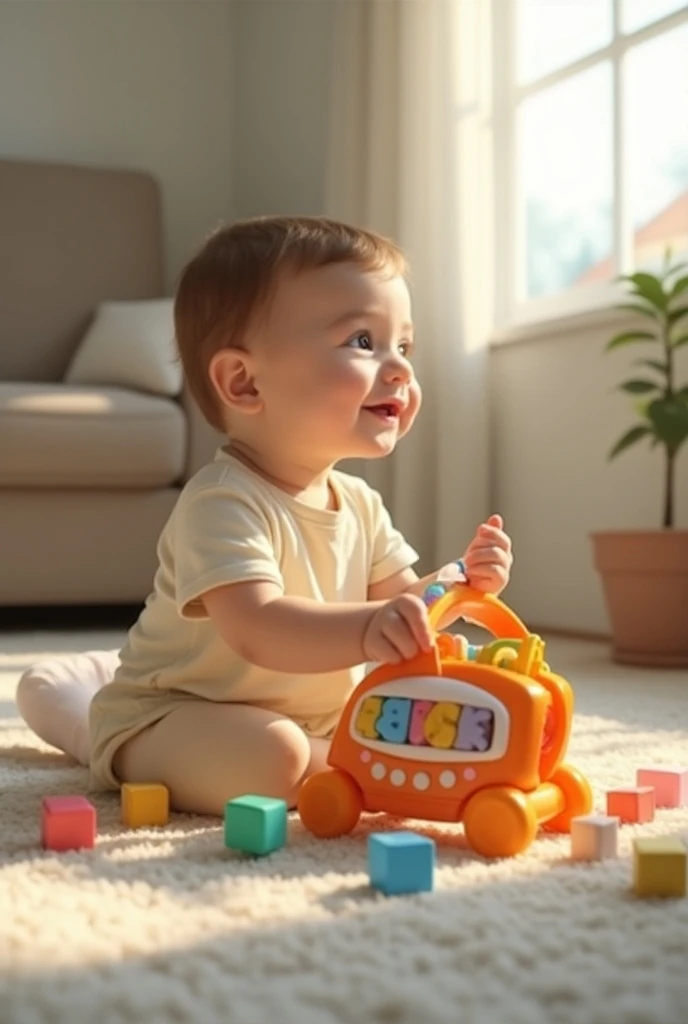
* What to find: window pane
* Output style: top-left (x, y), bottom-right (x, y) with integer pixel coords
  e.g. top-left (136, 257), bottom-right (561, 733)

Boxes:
top-left (622, 0), bottom-right (687, 35)
top-left (627, 23), bottom-right (688, 272)
top-left (517, 0), bottom-right (612, 84)
top-left (518, 64), bottom-right (613, 299)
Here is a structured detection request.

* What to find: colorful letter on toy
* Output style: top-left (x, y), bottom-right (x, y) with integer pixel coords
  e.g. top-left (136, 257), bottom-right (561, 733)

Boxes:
top-left (408, 700), bottom-right (433, 745)
top-left (376, 698), bottom-right (412, 743)
top-left (424, 701), bottom-right (460, 748)
top-left (355, 696), bottom-right (383, 739)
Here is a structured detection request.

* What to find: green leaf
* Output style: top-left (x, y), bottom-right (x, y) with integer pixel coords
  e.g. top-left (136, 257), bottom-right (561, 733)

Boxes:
top-left (616, 302), bottom-right (660, 321)
top-left (669, 274), bottom-right (688, 300)
top-left (646, 397), bottom-right (688, 455)
top-left (608, 425), bottom-right (653, 459)
top-left (627, 272), bottom-right (667, 311)
top-left (634, 358), bottom-right (668, 376)
top-left (672, 333), bottom-right (688, 349)
top-left (668, 306), bottom-right (688, 328)
top-left (620, 379), bottom-right (661, 394)
top-left (605, 330), bottom-right (657, 351)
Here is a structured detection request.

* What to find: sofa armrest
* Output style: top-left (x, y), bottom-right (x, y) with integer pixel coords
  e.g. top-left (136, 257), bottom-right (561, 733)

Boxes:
top-left (180, 385), bottom-right (225, 480)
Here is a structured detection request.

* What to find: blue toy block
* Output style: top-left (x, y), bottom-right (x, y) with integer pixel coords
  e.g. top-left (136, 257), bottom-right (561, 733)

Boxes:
top-left (224, 795), bottom-right (287, 856)
top-left (368, 831), bottom-right (435, 895)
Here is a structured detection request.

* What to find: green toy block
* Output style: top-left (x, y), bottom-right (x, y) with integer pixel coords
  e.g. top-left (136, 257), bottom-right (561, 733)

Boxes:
top-left (224, 795), bottom-right (287, 855)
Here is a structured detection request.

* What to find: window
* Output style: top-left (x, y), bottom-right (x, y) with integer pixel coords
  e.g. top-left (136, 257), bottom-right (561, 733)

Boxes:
top-left (493, 0), bottom-right (688, 329)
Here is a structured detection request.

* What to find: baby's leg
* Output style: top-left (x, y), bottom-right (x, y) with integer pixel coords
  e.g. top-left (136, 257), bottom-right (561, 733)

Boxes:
top-left (15, 650), bottom-right (120, 765)
top-left (112, 701), bottom-right (331, 816)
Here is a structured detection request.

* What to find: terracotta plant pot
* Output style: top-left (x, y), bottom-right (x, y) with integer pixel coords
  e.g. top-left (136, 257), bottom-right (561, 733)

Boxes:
top-left (591, 530), bottom-right (688, 667)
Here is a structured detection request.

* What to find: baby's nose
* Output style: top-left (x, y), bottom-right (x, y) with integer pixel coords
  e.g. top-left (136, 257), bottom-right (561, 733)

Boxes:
top-left (382, 352), bottom-right (412, 382)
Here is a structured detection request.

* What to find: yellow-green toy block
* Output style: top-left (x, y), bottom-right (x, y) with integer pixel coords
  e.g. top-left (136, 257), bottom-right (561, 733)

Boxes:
top-left (225, 795), bottom-right (287, 856)
top-left (633, 836), bottom-right (688, 898)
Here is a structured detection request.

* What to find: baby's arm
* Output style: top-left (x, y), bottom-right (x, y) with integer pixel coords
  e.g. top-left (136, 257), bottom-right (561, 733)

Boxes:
top-left (202, 580), bottom-right (430, 673)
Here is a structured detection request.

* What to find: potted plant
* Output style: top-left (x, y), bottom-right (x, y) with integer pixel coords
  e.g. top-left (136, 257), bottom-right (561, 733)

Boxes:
top-left (591, 250), bottom-right (688, 667)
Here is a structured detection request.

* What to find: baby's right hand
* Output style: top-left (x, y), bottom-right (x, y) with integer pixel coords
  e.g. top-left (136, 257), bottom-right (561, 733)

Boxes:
top-left (363, 594), bottom-right (435, 665)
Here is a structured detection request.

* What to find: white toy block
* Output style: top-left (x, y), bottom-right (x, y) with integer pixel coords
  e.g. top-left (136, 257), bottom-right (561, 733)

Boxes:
top-left (570, 814), bottom-right (619, 861)
top-left (636, 766), bottom-right (688, 808)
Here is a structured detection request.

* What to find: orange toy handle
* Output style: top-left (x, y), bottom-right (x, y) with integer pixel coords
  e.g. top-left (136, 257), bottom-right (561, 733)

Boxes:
top-left (426, 583), bottom-right (529, 641)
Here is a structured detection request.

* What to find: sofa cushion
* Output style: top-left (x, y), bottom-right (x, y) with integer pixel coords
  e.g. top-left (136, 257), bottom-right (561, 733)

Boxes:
top-left (65, 299), bottom-right (181, 397)
top-left (0, 383), bottom-right (186, 488)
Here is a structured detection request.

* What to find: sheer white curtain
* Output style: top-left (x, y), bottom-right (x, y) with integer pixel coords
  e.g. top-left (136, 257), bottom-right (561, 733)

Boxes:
top-left (325, 0), bottom-right (494, 572)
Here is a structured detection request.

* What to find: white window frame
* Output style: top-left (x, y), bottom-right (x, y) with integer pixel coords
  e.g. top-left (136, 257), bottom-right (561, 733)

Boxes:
top-left (491, 0), bottom-right (688, 340)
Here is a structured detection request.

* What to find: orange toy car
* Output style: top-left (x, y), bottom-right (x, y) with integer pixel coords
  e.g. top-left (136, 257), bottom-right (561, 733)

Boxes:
top-left (297, 584), bottom-right (593, 858)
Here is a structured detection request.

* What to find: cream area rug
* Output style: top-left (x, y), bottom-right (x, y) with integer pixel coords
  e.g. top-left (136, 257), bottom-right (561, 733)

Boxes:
top-left (2, 629), bottom-right (688, 1024)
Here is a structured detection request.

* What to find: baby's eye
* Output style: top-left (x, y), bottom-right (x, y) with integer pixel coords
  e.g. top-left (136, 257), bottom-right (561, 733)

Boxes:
top-left (399, 340), bottom-right (413, 358)
top-left (347, 332), bottom-right (373, 351)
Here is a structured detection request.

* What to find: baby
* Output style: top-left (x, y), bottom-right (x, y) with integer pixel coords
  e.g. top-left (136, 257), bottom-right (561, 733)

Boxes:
top-left (16, 215), bottom-right (513, 816)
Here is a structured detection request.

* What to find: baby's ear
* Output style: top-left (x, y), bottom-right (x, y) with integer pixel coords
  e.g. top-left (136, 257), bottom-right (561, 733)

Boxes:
top-left (208, 349), bottom-right (263, 415)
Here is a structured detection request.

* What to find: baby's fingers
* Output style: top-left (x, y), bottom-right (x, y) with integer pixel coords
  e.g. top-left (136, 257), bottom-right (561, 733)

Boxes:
top-left (467, 545), bottom-right (512, 569)
top-left (374, 634), bottom-right (404, 665)
top-left (381, 617), bottom-right (419, 661)
top-left (395, 596), bottom-right (434, 652)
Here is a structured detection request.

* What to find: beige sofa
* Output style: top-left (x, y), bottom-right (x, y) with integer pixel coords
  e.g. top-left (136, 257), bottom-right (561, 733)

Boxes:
top-left (0, 158), bottom-right (222, 606)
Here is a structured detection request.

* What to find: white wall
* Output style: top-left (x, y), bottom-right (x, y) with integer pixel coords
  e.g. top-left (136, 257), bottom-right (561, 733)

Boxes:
top-left (230, 0), bottom-right (335, 218)
top-left (491, 317), bottom-right (688, 635)
top-left (0, 0), bottom-right (235, 289)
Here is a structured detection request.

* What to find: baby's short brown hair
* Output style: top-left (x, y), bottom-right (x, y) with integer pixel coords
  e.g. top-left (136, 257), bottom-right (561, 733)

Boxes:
top-left (174, 215), bottom-right (409, 431)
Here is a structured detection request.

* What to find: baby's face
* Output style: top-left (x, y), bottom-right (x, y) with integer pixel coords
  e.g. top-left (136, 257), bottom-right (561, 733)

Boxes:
top-left (249, 262), bottom-right (421, 464)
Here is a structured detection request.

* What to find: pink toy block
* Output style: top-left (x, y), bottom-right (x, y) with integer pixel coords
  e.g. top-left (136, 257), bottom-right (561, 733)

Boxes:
top-left (41, 795), bottom-right (96, 851)
top-left (606, 786), bottom-right (655, 824)
top-left (636, 767), bottom-right (688, 809)
top-left (570, 814), bottom-right (619, 861)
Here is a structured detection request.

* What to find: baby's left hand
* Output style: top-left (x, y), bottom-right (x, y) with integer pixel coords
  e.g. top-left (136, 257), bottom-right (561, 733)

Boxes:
top-left (461, 513), bottom-right (513, 596)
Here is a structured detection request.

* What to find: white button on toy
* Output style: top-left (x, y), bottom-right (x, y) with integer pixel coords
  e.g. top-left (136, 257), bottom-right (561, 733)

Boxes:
top-left (371, 762), bottom-right (386, 780)
top-left (439, 770), bottom-right (457, 788)
top-left (413, 772), bottom-right (431, 791)
top-left (390, 769), bottom-right (406, 787)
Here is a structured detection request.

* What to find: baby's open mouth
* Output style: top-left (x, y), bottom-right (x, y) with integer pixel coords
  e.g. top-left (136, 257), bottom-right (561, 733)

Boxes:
top-left (364, 403), bottom-right (401, 419)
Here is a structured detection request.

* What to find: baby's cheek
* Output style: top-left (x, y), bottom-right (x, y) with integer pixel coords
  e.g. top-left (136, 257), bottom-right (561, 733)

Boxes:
top-left (402, 384), bottom-right (422, 431)
top-left (332, 364), bottom-right (372, 403)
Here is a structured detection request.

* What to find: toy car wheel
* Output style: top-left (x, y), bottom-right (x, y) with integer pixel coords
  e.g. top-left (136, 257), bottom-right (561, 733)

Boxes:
top-left (542, 764), bottom-right (593, 833)
top-left (297, 768), bottom-right (363, 838)
top-left (463, 785), bottom-right (538, 858)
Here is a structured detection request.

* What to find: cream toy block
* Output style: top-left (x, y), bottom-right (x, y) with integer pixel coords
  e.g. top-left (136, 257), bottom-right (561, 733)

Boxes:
top-left (636, 766), bottom-right (688, 808)
top-left (633, 836), bottom-right (688, 898)
top-left (606, 786), bottom-right (655, 823)
top-left (570, 814), bottom-right (619, 861)
top-left (121, 783), bottom-right (169, 828)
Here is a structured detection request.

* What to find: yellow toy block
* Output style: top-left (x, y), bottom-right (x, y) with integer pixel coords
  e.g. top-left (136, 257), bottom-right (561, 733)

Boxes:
top-left (121, 783), bottom-right (169, 829)
top-left (632, 836), bottom-right (688, 898)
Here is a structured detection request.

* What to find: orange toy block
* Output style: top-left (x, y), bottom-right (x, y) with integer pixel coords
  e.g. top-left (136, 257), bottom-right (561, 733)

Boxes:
top-left (606, 786), bottom-right (655, 824)
top-left (570, 814), bottom-right (618, 861)
top-left (42, 795), bottom-right (96, 851)
top-left (121, 783), bottom-right (169, 828)
top-left (636, 766), bottom-right (688, 808)
top-left (633, 836), bottom-right (688, 898)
